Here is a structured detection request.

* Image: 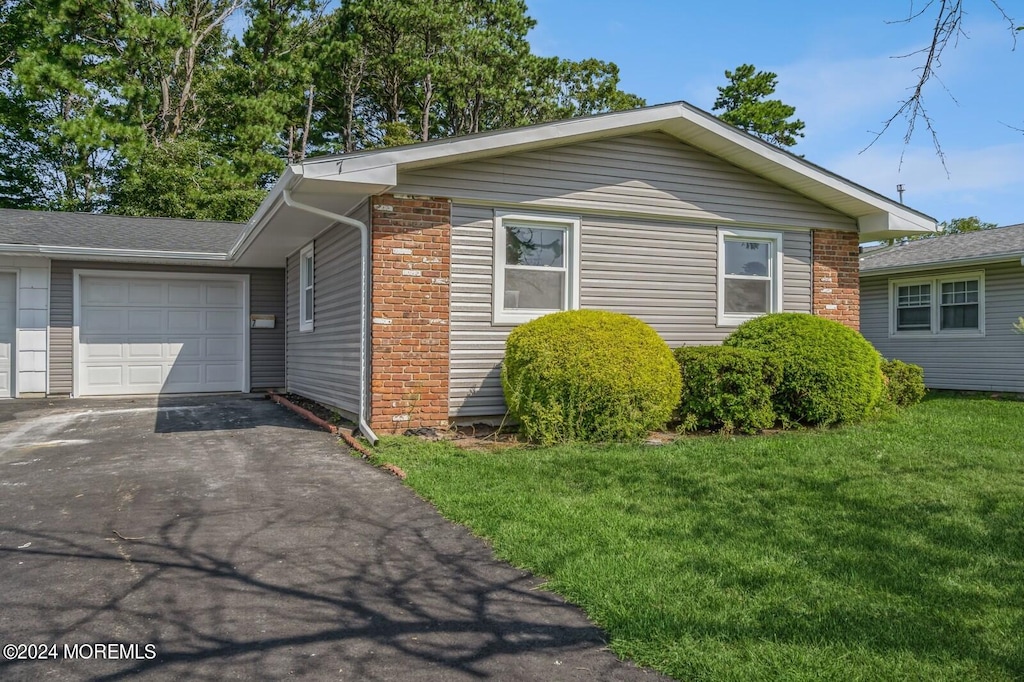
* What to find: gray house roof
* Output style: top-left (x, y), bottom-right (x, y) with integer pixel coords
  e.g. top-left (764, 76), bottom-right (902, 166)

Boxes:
top-left (860, 223), bottom-right (1024, 274)
top-left (0, 209), bottom-right (245, 255)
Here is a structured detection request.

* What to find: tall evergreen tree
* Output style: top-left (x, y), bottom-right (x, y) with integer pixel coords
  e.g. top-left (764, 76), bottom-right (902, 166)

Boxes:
top-left (713, 63), bottom-right (805, 148)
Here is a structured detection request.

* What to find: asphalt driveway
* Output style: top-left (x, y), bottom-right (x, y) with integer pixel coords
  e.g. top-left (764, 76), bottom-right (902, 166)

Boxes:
top-left (0, 395), bottom-right (661, 681)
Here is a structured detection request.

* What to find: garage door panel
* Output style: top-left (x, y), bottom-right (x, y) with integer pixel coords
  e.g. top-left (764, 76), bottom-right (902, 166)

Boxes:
top-left (205, 336), bottom-right (240, 358)
top-left (206, 310), bottom-right (241, 332)
top-left (129, 282), bottom-right (163, 304)
top-left (170, 338), bottom-right (202, 359)
top-left (127, 365), bottom-right (164, 386)
top-left (80, 341), bottom-right (126, 360)
top-left (82, 309), bottom-right (123, 333)
top-left (83, 281), bottom-right (128, 306)
top-left (85, 365), bottom-right (125, 388)
top-left (78, 275), bottom-right (245, 396)
top-left (126, 341), bottom-right (164, 360)
top-left (169, 310), bottom-right (202, 332)
top-left (164, 364), bottom-right (201, 385)
top-left (206, 284), bottom-right (240, 305)
top-left (127, 310), bottom-right (164, 332)
top-left (168, 283), bottom-right (202, 305)
top-left (205, 364), bottom-right (240, 383)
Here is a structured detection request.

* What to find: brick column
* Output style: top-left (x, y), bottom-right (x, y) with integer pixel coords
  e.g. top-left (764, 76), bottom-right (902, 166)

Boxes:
top-left (812, 229), bottom-right (860, 330)
top-left (369, 194), bottom-right (451, 433)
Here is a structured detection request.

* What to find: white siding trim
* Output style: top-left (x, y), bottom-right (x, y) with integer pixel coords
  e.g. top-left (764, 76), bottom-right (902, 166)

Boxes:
top-left (716, 227), bottom-right (785, 327)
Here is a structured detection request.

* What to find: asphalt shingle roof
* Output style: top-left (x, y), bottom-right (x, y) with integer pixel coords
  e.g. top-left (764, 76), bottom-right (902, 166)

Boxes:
top-left (860, 223), bottom-right (1024, 273)
top-left (0, 209), bottom-right (246, 254)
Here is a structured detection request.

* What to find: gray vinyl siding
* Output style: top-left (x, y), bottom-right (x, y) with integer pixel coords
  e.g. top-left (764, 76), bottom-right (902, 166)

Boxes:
top-left (397, 132), bottom-right (856, 232)
top-left (47, 260), bottom-right (285, 395)
top-left (285, 206), bottom-right (365, 416)
top-left (449, 205), bottom-right (814, 418)
top-left (861, 261), bottom-right (1024, 392)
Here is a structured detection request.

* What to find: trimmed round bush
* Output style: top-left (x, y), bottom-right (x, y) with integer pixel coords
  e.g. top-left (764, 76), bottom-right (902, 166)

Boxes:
top-left (501, 310), bottom-right (681, 444)
top-left (724, 313), bottom-right (883, 426)
top-left (674, 346), bottom-right (781, 434)
top-left (882, 359), bottom-right (926, 408)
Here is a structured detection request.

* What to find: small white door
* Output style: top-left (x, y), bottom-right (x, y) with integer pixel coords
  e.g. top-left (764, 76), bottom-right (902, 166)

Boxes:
top-left (78, 275), bottom-right (245, 396)
top-left (0, 273), bottom-right (15, 398)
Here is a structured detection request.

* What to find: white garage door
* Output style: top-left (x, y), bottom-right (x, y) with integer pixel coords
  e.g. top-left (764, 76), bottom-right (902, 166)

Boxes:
top-left (78, 275), bottom-right (246, 396)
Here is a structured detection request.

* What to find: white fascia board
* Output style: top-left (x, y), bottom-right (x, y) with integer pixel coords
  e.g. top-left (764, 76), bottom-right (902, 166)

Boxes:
top-left (0, 243), bottom-right (229, 261)
top-left (299, 104), bottom-right (681, 177)
top-left (302, 161), bottom-right (399, 186)
top-left (858, 212), bottom-right (938, 240)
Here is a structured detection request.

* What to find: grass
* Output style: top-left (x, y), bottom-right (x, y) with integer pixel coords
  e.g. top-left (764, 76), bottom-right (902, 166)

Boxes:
top-left (372, 395), bottom-right (1024, 681)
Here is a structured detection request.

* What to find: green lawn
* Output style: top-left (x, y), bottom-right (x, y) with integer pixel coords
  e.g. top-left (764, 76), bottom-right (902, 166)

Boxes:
top-left (371, 395), bottom-right (1024, 681)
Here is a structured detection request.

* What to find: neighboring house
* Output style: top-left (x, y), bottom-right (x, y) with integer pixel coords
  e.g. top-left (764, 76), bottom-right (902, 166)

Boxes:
top-left (860, 224), bottom-right (1024, 393)
top-left (0, 102), bottom-right (936, 438)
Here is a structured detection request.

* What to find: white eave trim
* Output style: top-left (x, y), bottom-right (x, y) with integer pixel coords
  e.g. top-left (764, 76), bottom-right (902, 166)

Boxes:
top-left (858, 212), bottom-right (936, 239)
top-left (227, 167), bottom-right (300, 261)
top-left (0, 243), bottom-right (230, 261)
top-left (299, 105), bottom-right (679, 178)
top-left (298, 101), bottom-right (936, 235)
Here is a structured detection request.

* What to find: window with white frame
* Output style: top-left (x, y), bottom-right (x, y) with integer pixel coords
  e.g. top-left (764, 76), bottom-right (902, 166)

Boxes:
top-left (493, 212), bottom-right (580, 324)
top-left (718, 228), bottom-right (784, 326)
top-left (895, 282), bottom-right (932, 331)
top-left (890, 273), bottom-right (984, 336)
top-left (299, 243), bottom-right (314, 332)
top-left (940, 279), bottom-right (980, 330)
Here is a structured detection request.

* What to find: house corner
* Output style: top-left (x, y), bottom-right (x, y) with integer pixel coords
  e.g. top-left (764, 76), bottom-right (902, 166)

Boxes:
top-left (368, 194), bottom-right (452, 434)
top-left (812, 229), bottom-right (860, 331)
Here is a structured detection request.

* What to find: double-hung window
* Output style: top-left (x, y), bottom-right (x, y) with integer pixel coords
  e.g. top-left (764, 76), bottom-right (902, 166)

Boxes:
top-left (299, 243), bottom-right (314, 332)
top-left (493, 213), bottom-right (580, 324)
top-left (718, 228), bottom-right (784, 326)
top-left (895, 282), bottom-right (932, 331)
top-left (890, 272), bottom-right (984, 336)
top-left (939, 279), bottom-right (979, 330)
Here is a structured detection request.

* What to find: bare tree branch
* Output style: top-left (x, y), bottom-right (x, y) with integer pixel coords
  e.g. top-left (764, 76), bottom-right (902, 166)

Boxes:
top-left (863, 0), bottom-right (1018, 171)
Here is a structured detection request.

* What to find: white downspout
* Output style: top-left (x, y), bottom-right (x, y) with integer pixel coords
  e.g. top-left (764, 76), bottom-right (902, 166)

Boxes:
top-left (282, 188), bottom-right (379, 445)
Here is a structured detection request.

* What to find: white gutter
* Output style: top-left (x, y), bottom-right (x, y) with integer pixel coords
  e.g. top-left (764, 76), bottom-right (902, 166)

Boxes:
top-left (0, 243), bottom-right (230, 260)
top-left (281, 188), bottom-right (378, 445)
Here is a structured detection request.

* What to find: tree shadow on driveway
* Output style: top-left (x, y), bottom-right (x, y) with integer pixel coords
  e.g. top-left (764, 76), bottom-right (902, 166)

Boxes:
top-left (0, 400), bottom-right (660, 681)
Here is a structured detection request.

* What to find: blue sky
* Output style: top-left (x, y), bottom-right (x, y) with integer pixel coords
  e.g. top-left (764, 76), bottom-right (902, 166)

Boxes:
top-left (526, 0), bottom-right (1024, 226)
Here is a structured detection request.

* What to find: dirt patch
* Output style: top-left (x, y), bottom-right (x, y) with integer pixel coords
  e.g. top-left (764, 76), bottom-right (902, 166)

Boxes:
top-left (280, 393), bottom-right (356, 430)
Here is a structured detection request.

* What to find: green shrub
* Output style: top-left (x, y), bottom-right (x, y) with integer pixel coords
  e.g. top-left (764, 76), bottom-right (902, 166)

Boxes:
top-left (501, 310), bottom-right (681, 444)
top-left (674, 346), bottom-right (781, 434)
top-left (882, 359), bottom-right (926, 408)
top-left (724, 313), bottom-right (883, 426)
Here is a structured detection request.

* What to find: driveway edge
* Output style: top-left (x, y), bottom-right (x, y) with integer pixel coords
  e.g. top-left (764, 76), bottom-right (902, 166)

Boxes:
top-left (266, 391), bottom-right (374, 459)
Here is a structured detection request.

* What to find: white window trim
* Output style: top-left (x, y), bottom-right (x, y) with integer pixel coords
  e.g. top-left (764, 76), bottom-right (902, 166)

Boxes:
top-left (492, 211), bottom-right (581, 325)
top-left (299, 242), bottom-right (314, 332)
top-left (888, 271), bottom-right (985, 338)
top-left (717, 227), bottom-right (785, 327)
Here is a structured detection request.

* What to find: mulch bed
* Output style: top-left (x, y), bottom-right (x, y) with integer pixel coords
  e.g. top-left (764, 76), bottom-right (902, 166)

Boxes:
top-left (279, 393), bottom-right (357, 430)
